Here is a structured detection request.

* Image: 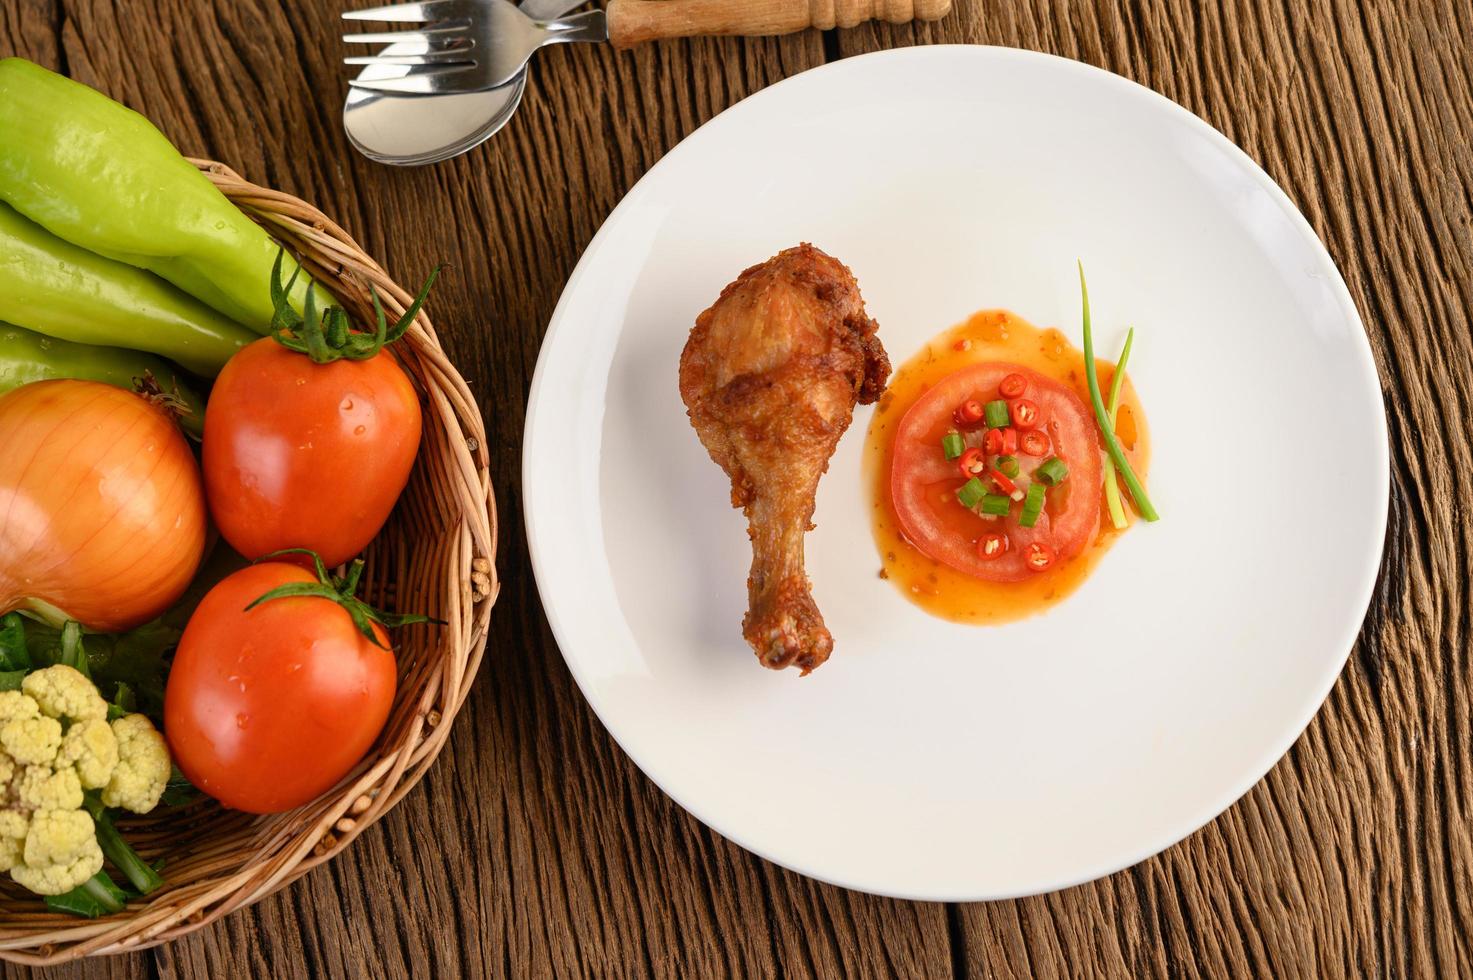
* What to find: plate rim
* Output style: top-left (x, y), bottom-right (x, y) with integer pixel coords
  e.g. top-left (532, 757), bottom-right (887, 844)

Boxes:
top-left (522, 44), bottom-right (1390, 901)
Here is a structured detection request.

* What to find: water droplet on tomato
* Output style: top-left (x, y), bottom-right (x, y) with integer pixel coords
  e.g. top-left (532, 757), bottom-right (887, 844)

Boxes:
top-left (340, 398), bottom-right (354, 412)
top-left (236, 713), bottom-right (249, 729)
top-left (354, 425), bottom-right (366, 436)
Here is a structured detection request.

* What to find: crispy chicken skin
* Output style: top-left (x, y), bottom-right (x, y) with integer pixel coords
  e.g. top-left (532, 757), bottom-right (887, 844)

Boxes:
top-left (679, 244), bottom-right (890, 674)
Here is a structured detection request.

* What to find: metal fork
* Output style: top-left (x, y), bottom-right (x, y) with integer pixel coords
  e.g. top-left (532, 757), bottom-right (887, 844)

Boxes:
top-left (345, 0), bottom-right (954, 97)
top-left (343, 0), bottom-right (606, 96)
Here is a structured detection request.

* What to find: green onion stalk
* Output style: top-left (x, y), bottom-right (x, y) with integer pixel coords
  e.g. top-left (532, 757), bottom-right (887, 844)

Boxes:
top-left (1103, 327), bottom-right (1136, 529)
top-left (1078, 264), bottom-right (1158, 522)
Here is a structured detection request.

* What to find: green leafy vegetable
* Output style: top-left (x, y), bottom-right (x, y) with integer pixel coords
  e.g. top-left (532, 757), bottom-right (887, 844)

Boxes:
top-left (24, 619), bottom-right (178, 724)
top-left (0, 612), bottom-right (30, 671)
top-left (46, 870), bottom-right (128, 918)
top-left (57, 621), bottom-right (89, 677)
top-left (1078, 264), bottom-right (1158, 522)
top-left (87, 623), bottom-right (178, 722)
top-left (85, 794), bottom-right (163, 896)
top-left (159, 765), bottom-right (202, 808)
top-left (107, 682), bottom-right (137, 721)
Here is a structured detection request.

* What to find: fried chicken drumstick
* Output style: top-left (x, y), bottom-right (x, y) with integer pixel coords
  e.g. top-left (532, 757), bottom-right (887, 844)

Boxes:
top-left (679, 244), bottom-right (890, 674)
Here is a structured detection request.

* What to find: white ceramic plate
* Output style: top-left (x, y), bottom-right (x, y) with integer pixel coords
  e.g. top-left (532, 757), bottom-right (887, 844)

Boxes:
top-left (523, 46), bottom-right (1387, 900)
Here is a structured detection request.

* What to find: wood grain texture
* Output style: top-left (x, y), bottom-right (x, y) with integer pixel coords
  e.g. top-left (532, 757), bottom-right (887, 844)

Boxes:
top-left (0, 0), bottom-right (1467, 975)
top-left (607, 0), bottom-right (952, 47)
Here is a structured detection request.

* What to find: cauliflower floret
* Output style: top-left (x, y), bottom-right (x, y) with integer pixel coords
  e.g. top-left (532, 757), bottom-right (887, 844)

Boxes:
top-left (0, 667), bottom-right (168, 901)
top-left (22, 666), bottom-right (107, 723)
top-left (9, 810), bottom-right (102, 895)
top-left (0, 714), bottom-right (62, 766)
top-left (16, 765), bottom-right (83, 811)
top-left (101, 715), bottom-right (170, 814)
top-left (0, 675), bottom-right (105, 811)
top-left (58, 718), bottom-right (118, 790)
top-left (0, 810), bottom-right (28, 872)
top-left (0, 690), bottom-right (39, 724)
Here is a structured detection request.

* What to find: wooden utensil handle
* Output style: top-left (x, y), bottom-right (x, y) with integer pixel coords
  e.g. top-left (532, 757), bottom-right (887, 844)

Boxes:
top-left (607, 0), bottom-right (952, 48)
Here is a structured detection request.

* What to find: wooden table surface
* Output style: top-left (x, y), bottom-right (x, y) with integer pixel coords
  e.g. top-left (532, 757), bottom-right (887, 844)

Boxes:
top-left (3, 0), bottom-right (1470, 976)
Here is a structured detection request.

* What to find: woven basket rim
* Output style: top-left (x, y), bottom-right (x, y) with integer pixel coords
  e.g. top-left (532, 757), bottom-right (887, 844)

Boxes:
top-left (0, 161), bottom-right (497, 964)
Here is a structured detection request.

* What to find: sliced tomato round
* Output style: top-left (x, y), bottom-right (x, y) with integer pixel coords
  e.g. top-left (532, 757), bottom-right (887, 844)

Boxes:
top-left (890, 363), bottom-right (1102, 582)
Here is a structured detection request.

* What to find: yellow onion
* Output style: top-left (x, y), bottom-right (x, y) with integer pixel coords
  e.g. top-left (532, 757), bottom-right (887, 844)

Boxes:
top-left (0, 380), bottom-right (206, 632)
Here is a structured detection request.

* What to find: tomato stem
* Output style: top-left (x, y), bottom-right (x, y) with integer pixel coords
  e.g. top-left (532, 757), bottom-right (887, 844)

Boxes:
top-left (245, 548), bottom-right (442, 650)
top-left (267, 250), bottom-right (441, 364)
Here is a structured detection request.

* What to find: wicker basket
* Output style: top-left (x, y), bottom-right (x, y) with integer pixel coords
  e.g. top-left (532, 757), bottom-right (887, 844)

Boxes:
top-left (0, 161), bottom-right (498, 964)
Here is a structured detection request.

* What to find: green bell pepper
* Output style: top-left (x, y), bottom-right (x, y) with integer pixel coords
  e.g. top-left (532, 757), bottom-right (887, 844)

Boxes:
top-left (0, 201), bottom-right (254, 376)
top-left (0, 323), bottom-right (205, 436)
top-left (0, 58), bottom-right (330, 333)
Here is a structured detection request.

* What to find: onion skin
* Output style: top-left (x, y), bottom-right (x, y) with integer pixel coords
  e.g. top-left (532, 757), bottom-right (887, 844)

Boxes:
top-left (0, 380), bottom-right (207, 632)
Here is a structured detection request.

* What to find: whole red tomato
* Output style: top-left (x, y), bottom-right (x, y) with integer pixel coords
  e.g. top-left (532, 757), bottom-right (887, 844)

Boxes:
top-left (164, 561), bottom-right (397, 814)
top-left (202, 337), bottom-right (421, 568)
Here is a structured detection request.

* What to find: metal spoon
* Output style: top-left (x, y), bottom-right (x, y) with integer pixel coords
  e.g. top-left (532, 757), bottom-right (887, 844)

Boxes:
top-left (342, 0), bottom-right (581, 166)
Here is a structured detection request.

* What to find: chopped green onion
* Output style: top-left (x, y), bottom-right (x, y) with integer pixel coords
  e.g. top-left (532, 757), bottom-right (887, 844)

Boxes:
top-left (1103, 328), bottom-right (1135, 530)
top-left (956, 477), bottom-right (987, 509)
top-left (941, 432), bottom-right (965, 460)
top-left (995, 455), bottom-right (1020, 478)
top-left (980, 493), bottom-right (1011, 516)
top-left (984, 399), bottom-right (1010, 428)
top-left (1079, 264), bottom-right (1158, 521)
top-left (1036, 457), bottom-right (1069, 486)
top-left (1019, 483), bottom-right (1046, 528)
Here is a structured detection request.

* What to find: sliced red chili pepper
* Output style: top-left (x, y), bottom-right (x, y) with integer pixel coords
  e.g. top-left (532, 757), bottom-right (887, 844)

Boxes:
top-left (1010, 399), bottom-right (1041, 430)
top-left (999, 373), bottom-right (1028, 399)
top-left (1025, 542), bottom-right (1056, 572)
top-left (957, 447), bottom-right (987, 479)
top-left (953, 399), bottom-right (985, 428)
top-left (977, 532), bottom-right (1009, 561)
top-left (988, 467), bottom-right (1017, 495)
top-left (1020, 430), bottom-right (1050, 457)
top-left (982, 428), bottom-right (1002, 455)
top-left (999, 427), bottom-right (1019, 455)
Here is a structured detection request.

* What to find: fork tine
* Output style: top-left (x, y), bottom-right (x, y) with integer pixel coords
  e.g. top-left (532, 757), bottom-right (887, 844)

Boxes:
top-left (346, 63), bottom-right (477, 95)
top-left (341, 25), bottom-right (467, 44)
top-left (341, 0), bottom-right (458, 23)
top-left (344, 51), bottom-right (474, 66)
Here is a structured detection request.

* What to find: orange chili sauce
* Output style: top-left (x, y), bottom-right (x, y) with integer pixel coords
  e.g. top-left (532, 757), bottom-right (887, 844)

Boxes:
top-left (864, 309), bottom-right (1151, 624)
